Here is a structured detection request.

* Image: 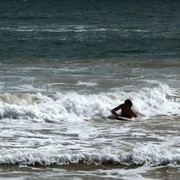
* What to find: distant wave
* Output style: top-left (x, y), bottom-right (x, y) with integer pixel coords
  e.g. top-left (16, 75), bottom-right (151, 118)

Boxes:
top-left (0, 25), bottom-right (108, 33)
top-left (76, 81), bottom-right (99, 87)
top-left (0, 25), bottom-right (177, 36)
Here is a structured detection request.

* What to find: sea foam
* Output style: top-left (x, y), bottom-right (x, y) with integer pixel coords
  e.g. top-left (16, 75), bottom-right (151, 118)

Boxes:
top-left (0, 144), bottom-right (179, 166)
top-left (0, 84), bottom-right (179, 122)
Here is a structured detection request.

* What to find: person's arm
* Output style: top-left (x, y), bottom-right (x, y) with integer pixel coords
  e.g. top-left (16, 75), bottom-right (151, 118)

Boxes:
top-left (132, 110), bottom-right (137, 118)
top-left (111, 104), bottom-right (122, 117)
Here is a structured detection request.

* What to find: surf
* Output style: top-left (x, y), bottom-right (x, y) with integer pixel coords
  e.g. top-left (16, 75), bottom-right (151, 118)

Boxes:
top-left (0, 84), bottom-right (179, 122)
top-left (0, 144), bottom-right (179, 167)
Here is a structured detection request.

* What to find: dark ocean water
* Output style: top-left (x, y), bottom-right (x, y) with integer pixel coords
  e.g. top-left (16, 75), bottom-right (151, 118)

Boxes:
top-left (0, 0), bottom-right (180, 61)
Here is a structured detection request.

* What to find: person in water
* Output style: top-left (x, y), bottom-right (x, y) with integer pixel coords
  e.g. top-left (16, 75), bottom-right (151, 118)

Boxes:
top-left (111, 99), bottom-right (137, 119)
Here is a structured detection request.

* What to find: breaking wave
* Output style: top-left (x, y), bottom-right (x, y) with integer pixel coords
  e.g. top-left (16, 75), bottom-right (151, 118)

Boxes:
top-left (0, 84), bottom-right (179, 122)
top-left (0, 144), bottom-right (179, 167)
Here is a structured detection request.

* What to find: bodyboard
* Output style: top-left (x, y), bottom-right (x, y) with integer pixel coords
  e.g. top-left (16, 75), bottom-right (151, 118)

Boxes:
top-left (108, 115), bottom-right (132, 121)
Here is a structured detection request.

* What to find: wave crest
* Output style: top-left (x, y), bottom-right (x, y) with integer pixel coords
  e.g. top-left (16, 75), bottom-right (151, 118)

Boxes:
top-left (0, 84), bottom-right (179, 121)
top-left (0, 144), bottom-right (179, 167)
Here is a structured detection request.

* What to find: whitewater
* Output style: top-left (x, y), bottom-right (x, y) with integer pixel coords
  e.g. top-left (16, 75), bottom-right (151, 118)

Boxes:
top-left (0, 84), bottom-right (179, 168)
top-left (0, 83), bottom-right (179, 122)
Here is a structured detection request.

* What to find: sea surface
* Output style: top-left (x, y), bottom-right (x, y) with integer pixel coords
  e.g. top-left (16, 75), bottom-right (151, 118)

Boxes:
top-left (0, 0), bottom-right (180, 179)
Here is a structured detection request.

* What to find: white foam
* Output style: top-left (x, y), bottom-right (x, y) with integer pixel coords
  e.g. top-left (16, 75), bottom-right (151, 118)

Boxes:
top-left (0, 25), bottom-right (108, 33)
top-left (132, 84), bottom-right (180, 118)
top-left (0, 144), bottom-right (179, 166)
top-left (76, 81), bottom-right (98, 87)
top-left (0, 85), bottom-right (179, 170)
top-left (0, 84), bottom-right (179, 122)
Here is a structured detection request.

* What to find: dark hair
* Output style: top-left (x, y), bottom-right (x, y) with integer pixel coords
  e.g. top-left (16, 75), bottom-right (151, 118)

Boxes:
top-left (124, 99), bottom-right (132, 107)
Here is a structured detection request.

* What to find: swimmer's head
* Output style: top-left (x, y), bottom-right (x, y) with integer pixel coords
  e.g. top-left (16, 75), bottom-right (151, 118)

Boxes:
top-left (124, 99), bottom-right (132, 107)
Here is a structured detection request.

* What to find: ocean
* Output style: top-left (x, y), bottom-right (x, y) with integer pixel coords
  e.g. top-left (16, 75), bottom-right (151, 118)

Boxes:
top-left (0, 0), bottom-right (180, 179)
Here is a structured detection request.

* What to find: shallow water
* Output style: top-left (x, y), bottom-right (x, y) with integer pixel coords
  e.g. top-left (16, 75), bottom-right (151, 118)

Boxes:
top-left (0, 164), bottom-right (179, 180)
top-left (0, 114), bottom-right (179, 179)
